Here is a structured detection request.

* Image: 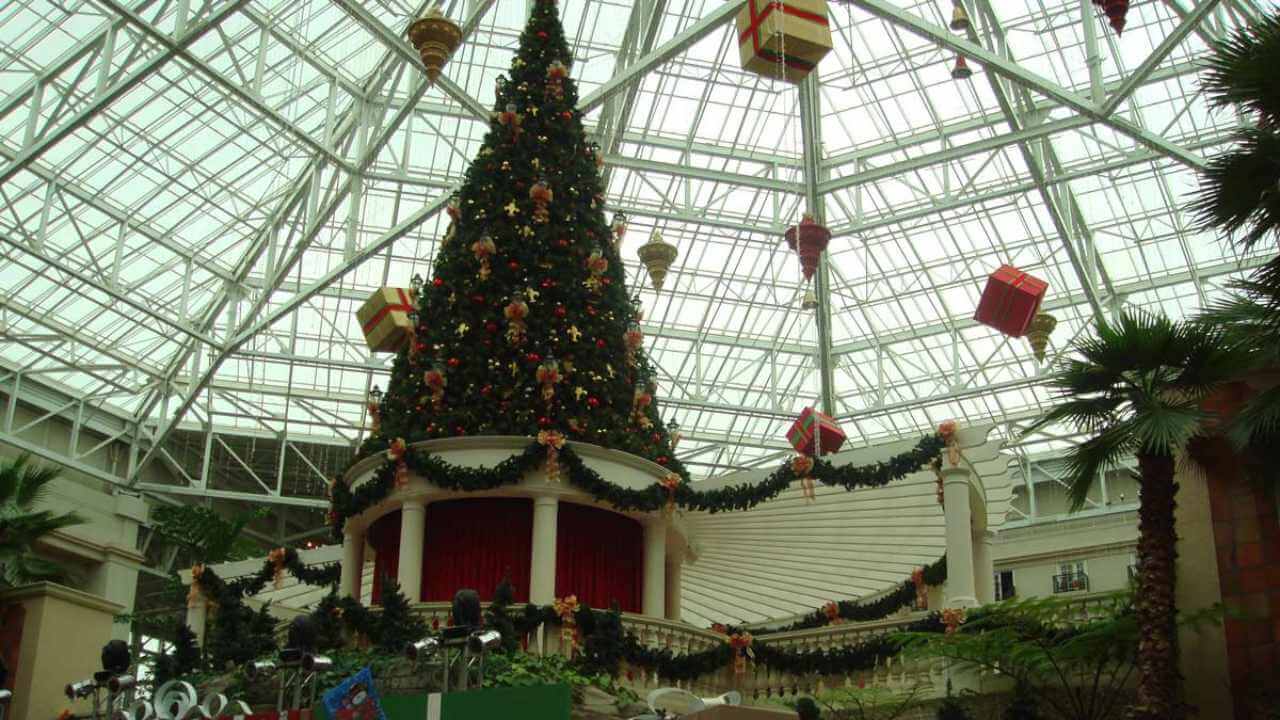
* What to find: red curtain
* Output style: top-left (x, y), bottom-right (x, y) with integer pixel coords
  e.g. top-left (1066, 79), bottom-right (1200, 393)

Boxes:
top-left (556, 502), bottom-right (642, 612)
top-left (423, 498), bottom-right (533, 602)
top-left (368, 510), bottom-right (401, 605)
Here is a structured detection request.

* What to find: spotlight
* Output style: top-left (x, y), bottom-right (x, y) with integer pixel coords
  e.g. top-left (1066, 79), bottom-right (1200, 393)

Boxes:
top-left (406, 637), bottom-right (440, 661)
top-left (301, 654), bottom-right (333, 672)
top-left (108, 675), bottom-right (136, 693)
top-left (101, 639), bottom-right (131, 675)
top-left (467, 629), bottom-right (502, 654)
top-left (244, 659), bottom-right (278, 679)
top-left (0, 690), bottom-right (11, 703)
top-left (65, 680), bottom-right (95, 700)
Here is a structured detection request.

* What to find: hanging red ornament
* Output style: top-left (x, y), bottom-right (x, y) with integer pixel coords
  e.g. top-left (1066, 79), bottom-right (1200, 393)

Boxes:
top-left (587, 397), bottom-right (600, 409)
top-left (508, 260), bottom-right (520, 271)
top-left (485, 321), bottom-right (498, 333)
top-left (554, 305), bottom-right (567, 318)
top-left (433, 277), bottom-right (444, 287)
top-left (526, 352), bottom-right (542, 364)
top-left (784, 215), bottom-right (831, 281)
top-left (541, 278), bottom-right (555, 289)
top-left (1094, 0), bottom-right (1129, 34)
top-left (596, 339), bottom-right (606, 349)
top-left (447, 357), bottom-right (460, 368)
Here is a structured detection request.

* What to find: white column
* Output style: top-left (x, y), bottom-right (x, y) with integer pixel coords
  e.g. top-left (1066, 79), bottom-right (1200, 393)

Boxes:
top-left (942, 466), bottom-right (978, 608)
top-left (398, 501), bottom-right (426, 601)
top-left (340, 530), bottom-right (365, 599)
top-left (973, 530), bottom-right (995, 604)
top-left (664, 554), bottom-right (683, 622)
top-left (643, 519), bottom-right (667, 618)
top-left (530, 496), bottom-right (559, 605)
top-left (186, 596), bottom-right (208, 648)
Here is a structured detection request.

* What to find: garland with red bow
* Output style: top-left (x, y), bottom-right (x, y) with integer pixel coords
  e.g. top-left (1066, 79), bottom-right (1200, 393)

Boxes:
top-left (328, 433), bottom-right (945, 540)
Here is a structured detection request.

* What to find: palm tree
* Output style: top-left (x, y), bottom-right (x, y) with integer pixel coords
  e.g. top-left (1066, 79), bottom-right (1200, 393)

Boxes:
top-left (0, 454), bottom-right (83, 588)
top-left (1191, 10), bottom-right (1280, 475)
top-left (1028, 311), bottom-right (1249, 720)
top-left (1190, 11), bottom-right (1280, 252)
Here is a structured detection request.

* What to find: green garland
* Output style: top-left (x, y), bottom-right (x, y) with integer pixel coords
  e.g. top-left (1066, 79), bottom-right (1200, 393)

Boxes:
top-left (192, 547), bottom-right (341, 605)
top-left (328, 433), bottom-right (945, 539)
top-left (757, 555), bottom-right (949, 634)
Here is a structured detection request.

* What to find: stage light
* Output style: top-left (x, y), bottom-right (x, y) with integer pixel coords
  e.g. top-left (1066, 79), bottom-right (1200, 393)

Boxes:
top-left (65, 681), bottom-right (94, 699)
top-left (406, 637), bottom-right (440, 661)
top-left (108, 675), bottom-right (136, 693)
top-left (467, 629), bottom-right (501, 654)
top-left (0, 690), bottom-right (11, 703)
top-left (101, 639), bottom-right (131, 675)
top-left (244, 659), bottom-right (278, 679)
top-left (301, 654), bottom-right (332, 672)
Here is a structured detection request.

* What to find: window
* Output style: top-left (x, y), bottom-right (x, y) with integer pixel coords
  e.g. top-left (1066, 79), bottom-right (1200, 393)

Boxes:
top-left (994, 570), bottom-right (1015, 601)
top-left (1128, 553), bottom-right (1139, 583)
top-left (1053, 560), bottom-right (1089, 593)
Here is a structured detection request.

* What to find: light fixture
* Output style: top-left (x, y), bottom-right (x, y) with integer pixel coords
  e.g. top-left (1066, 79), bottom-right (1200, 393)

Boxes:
top-left (951, 55), bottom-right (973, 80)
top-left (801, 289), bottom-right (818, 310)
top-left (65, 681), bottom-right (95, 700)
top-left (244, 659), bottom-right (278, 679)
top-left (301, 654), bottom-right (333, 672)
top-left (467, 629), bottom-right (502, 654)
top-left (0, 690), bottom-right (12, 703)
top-left (108, 675), bottom-right (136, 693)
top-left (950, 2), bottom-right (971, 31)
top-left (406, 637), bottom-right (441, 661)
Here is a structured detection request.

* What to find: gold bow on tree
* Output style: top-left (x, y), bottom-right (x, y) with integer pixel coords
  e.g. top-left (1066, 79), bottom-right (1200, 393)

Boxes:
top-left (941, 607), bottom-right (966, 635)
top-left (554, 594), bottom-right (580, 657)
top-left (659, 472), bottom-right (682, 514)
top-left (912, 567), bottom-right (929, 609)
top-left (387, 437), bottom-right (410, 489)
top-left (728, 632), bottom-right (754, 677)
top-left (187, 563), bottom-right (206, 608)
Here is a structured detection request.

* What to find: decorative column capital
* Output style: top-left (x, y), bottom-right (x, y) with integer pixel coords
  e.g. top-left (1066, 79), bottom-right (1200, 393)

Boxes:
top-left (533, 494), bottom-right (558, 509)
top-left (940, 465), bottom-right (972, 485)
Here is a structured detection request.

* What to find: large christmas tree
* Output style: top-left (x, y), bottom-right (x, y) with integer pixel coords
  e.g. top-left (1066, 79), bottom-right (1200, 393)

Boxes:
top-left (362, 0), bottom-right (682, 472)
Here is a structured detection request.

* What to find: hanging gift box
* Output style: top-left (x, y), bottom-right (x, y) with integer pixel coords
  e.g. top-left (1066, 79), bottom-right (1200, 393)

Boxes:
top-left (736, 0), bottom-right (834, 83)
top-left (786, 407), bottom-right (846, 456)
top-left (973, 265), bottom-right (1048, 338)
top-left (356, 287), bottom-right (416, 353)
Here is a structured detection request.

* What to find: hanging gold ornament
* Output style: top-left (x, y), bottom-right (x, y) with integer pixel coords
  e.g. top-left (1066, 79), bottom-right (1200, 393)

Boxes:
top-left (801, 288), bottom-right (819, 310)
top-left (636, 230), bottom-right (678, 290)
top-left (406, 8), bottom-right (463, 84)
top-left (1026, 312), bottom-right (1058, 362)
top-left (950, 2), bottom-right (972, 31)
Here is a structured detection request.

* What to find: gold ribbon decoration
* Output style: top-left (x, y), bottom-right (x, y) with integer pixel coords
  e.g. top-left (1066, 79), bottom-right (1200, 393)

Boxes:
top-left (791, 455), bottom-right (816, 502)
top-left (538, 430), bottom-right (566, 482)
top-left (554, 594), bottom-right (579, 657)
top-left (545, 61), bottom-right (568, 100)
top-left (504, 297), bottom-right (529, 345)
top-left (187, 563), bottom-right (206, 608)
top-left (536, 358), bottom-right (561, 402)
top-left (728, 632), bottom-right (754, 677)
top-left (267, 547), bottom-right (287, 589)
top-left (632, 388), bottom-right (653, 429)
top-left (387, 437), bottom-right (410, 489)
top-left (423, 368), bottom-right (447, 409)
top-left (497, 102), bottom-right (523, 138)
top-left (938, 419), bottom-right (961, 467)
top-left (529, 181), bottom-right (553, 224)
top-left (912, 567), bottom-right (928, 609)
top-left (659, 472), bottom-right (682, 514)
top-left (942, 607), bottom-right (966, 635)
top-left (584, 250), bottom-right (608, 292)
top-left (822, 601), bottom-right (842, 625)
top-left (624, 323), bottom-right (644, 367)
top-left (471, 235), bottom-right (496, 280)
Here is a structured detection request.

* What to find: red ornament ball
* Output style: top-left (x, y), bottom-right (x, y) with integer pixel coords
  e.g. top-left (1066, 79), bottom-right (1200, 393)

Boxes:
top-left (657, 456), bottom-right (669, 466)
top-left (557, 238), bottom-right (570, 248)
top-left (526, 352), bottom-right (542, 363)
top-left (587, 397), bottom-right (600, 409)
top-left (447, 357), bottom-right (460, 368)
top-left (561, 110), bottom-right (572, 121)
top-left (586, 306), bottom-right (597, 316)
top-left (554, 305), bottom-right (567, 318)
top-left (596, 339), bottom-right (606, 349)
top-left (481, 384), bottom-right (492, 396)
top-left (455, 426), bottom-right (466, 436)
top-left (541, 278), bottom-right (555, 289)
top-left (485, 321), bottom-right (499, 333)
top-left (433, 277), bottom-right (444, 287)
top-left (538, 30), bottom-right (548, 39)
top-left (471, 293), bottom-right (486, 304)
top-left (508, 260), bottom-right (520, 271)
top-left (538, 416), bottom-right (552, 428)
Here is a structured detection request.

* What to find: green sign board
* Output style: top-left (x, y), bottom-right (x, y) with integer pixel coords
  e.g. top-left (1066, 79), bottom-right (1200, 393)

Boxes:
top-left (315, 684), bottom-right (572, 720)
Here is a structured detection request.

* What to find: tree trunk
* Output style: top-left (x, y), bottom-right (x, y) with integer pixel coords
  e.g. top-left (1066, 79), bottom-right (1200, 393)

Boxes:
top-left (1131, 452), bottom-right (1183, 720)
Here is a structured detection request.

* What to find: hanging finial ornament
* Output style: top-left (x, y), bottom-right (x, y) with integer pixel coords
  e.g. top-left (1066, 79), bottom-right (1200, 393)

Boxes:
top-left (636, 230), bottom-right (678, 290)
top-left (951, 55), bottom-right (973, 80)
top-left (784, 215), bottom-right (832, 281)
top-left (611, 211), bottom-right (628, 249)
top-left (949, 1), bottom-right (971, 31)
top-left (406, 7), bottom-right (463, 84)
top-left (802, 288), bottom-right (818, 310)
top-left (1025, 312), bottom-right (1058, 362)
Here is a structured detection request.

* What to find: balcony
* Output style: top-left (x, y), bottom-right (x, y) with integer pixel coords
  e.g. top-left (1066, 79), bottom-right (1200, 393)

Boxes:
top-left (1053, 572), bottom-right (1090, 594)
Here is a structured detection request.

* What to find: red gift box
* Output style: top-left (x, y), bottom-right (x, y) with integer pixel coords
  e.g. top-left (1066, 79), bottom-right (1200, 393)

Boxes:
top-left (973, 265), bottom-right (1047, 338)
top-left (786, 407), bottom-right (846, 456)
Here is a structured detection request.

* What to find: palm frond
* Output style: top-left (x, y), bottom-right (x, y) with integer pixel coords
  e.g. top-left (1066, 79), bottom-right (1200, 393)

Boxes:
top-left (1188, 127), bottom-right (1280, 251)
top-left (13, 462), bottom-right (61, 511)
top-left (1225, 384), bottom-right (1280, 459)
top-left (0, 455), bottom-right (31, 507)
top-left (1060, 423), bottom-right (1137, 510)
top-left (1127, 398), bottom-right (1211, 458)
top-left (1201, 11), bottom-right (1280, 125)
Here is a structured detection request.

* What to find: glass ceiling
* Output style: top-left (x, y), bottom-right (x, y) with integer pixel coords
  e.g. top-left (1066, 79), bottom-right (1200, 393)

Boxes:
top-left (0, 0), bottom-right (1271, 510)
